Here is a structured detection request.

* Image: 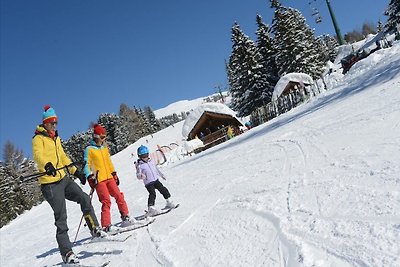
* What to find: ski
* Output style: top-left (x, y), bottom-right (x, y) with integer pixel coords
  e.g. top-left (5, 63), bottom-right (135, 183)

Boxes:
top-left (107, 217), bottom-right (155, 236)
top-left (161, 203), bottom-right (180, 211)
top-left (89, 233), bottom-right (133, 243)
top-left (60, 260), bottom-right (110, 267)
top-left (135, 203), bottom-right (180, 220)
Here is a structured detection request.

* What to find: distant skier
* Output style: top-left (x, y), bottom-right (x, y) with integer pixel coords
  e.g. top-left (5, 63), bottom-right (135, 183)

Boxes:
top-left (135, 145), bottom-right (176, 215)
top-left (32, 105), bottom-right (106, 264)
top-left (84, 124), bottom-right (134, 231)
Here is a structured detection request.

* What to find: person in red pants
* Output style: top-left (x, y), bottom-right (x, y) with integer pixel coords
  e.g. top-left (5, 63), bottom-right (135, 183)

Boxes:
top-left (83, 124), bottom-right (134, 231)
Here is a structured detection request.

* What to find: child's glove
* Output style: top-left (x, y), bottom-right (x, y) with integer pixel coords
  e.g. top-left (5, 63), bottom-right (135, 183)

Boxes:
top-left (136, 172), bottom-right (146, 180)
top-left (87, 174), bottom-right (97, 189)
top-left (112, 172), bottom-right (120, 186)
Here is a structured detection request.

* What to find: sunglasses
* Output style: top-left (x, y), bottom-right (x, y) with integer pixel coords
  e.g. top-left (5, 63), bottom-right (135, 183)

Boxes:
top-left (99, 135), bottom-right (106, 140)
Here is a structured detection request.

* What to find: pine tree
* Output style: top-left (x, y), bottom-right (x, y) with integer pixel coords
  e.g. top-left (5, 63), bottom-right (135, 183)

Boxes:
top-left (1, 152), bottom-right (41, 228)
top-left (135, 107), bottom-right (152, 136)
top-left (384, 0), bottom-right (400, 33)
top-left (228, 23), bottom-right (267, 117)
top-left (2, 141), bottom-right (24, 175)
top-left (62, 131), bottom-right (92, 166)
top-left (144, 106), bottom-right (161, 133)
top-left (97, 113), bottom-right (122, 155)
top-left (271, 2), bottom-right (326, 79)
top-left (377, 20), bottom-right (384, 33)
top-left (255, 14), bottom-right (280, 105)
top-left (320, 35), bottom-right (339, 63)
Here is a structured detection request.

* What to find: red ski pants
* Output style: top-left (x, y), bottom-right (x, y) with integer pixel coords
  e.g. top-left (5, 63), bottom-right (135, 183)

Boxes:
top-left (95, 178), bottom-right (129, 227)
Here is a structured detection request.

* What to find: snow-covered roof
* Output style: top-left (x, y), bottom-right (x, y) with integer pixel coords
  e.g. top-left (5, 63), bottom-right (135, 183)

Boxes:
top-left (182, 102), bottom-right (238, 138)
top-left (272, 73), bottom-right (314, 101)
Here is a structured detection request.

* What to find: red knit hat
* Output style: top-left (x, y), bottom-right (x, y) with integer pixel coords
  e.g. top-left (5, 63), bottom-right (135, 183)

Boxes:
top-left (93, 124), bottom-right (106, 138)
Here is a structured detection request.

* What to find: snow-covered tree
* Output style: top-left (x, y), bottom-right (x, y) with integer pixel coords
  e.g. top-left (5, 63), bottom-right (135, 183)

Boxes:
top-left (144, 106), bottom-right (162, 133)
top-left (271, 2), bottom-right (326, 79)
top-left (228, 23), bottom-right (267, 117)
top-left (62, 131), bottom-right (92, 166)
top-left (98, 112), bottom-right (124, 155)
top-left (318, 34), bottom-right (339, 63)
top-left (255, 14), bottom-right (280, 105)
top-left (1, 149), bottom-right (41, 228)
top-left (384, 0), bottom-right (400, 33)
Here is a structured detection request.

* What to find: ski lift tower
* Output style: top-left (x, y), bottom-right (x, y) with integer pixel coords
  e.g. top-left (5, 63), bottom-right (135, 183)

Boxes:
top-left (325, 0), bottom-right (344, 45)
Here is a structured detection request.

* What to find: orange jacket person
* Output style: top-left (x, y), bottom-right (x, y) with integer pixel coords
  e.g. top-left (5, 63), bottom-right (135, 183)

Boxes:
top-left (83, 124), bottom-right (134, 231)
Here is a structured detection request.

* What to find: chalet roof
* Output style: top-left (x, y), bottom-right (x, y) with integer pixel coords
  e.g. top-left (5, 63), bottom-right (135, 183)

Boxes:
top-left (272, 73), bottom-right (314, 101)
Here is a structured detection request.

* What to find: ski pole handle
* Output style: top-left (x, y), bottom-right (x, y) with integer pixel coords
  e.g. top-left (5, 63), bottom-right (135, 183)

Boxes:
top-left (20, 162), bottom-right (78, 182)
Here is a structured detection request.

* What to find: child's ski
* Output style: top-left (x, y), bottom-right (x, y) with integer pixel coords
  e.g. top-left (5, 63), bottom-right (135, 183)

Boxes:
top-left (107, 217), bottom-right (155, 236)
top-left (136, 203), bottom-right (180, 220)
top-left (59, 260), bottom-right (110, 267)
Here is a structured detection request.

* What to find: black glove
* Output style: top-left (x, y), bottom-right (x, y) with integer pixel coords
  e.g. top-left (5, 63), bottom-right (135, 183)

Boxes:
top-left (88, 174), bottom-right (98, 189)
top-left (112, 172), bottom-right (119, 186)
top-left (44, 162), bottom-right (56, 176)
top-left (74, 169), bottom-right (86, 185)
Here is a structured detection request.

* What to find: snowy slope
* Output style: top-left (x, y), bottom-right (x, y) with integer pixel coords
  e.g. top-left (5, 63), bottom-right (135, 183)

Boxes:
top-left (1, 42), bottom-right (400, 267)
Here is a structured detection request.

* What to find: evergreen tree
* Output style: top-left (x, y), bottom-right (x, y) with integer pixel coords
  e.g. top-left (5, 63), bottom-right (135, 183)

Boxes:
top-left (1, 147), bottom-right (41, 228)
top-left (228, 23), bottom-right (266, 117)
top-left (384, 0), bottom-right (400, 33)
top-left (135, 106), bottom-right (152, 136)
top-left (2, 141), bottom-right (24, 175)
top-left (271, 1), bottom-right (326, 79)
top-left (255, 14), bottom-right (280, 105)
top-left (320, 35), bottom-right (339, 63)
top-left (144, 106), bottom-right (161, 133)
top-left (119, 103), bottom-right (139, 146)
top-left (97, 113), bottom-right (121, 155)
top-left (0, 164), bottom-right (20, 227)
top-left (377, 19), bottom-right (384, 33)
top-left (62, 131), bottom-right (92, 166)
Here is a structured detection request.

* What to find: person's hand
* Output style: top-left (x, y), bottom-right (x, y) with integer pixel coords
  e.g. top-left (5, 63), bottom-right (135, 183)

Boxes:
top-left (88, 174), bottom-right (97, 189)
top-left (74, 169), bottom-right (86, 185)
top-left (44, 162), bottom-right (56, 176)
top-left (112, 172), bottom-right (120, 186)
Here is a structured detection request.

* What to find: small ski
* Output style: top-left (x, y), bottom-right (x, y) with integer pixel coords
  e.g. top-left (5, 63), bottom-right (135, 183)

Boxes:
top-left (60, 260), bottom-right (110, 267)
top-left (107, 217), bottom-right (155, 236)
top-left (89, 233), bottom-right (133, 243)
top-left (136, 204), bottom-right (180, 220)
top-left (161, 203), bottom-right (180, 211)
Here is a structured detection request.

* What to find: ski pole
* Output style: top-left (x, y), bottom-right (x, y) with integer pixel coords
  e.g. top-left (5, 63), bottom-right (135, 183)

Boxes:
top-left (73, 187), bottom-right (95, 243)
top-left (73, 170), bottom-right (98, 243)
top-left (20, 162), bottom-right (77, 182)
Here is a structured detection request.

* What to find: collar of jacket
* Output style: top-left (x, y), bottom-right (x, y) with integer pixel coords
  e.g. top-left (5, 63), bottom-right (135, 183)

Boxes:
top-left (89, 139), bottom-right (104, 148)
top-left (34, 124), bottom-right (58, 138)
top-left (137, 158), bottom-right (152, 164)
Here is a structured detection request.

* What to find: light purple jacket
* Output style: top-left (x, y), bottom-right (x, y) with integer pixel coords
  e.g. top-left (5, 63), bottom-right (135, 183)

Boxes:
top-left (135, 158), bottom-right (165, 185)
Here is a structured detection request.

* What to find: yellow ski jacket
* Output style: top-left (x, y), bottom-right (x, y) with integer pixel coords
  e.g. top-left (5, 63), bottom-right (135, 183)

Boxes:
top-left (83, 140), bottom-right (115, 183)
top-left (32, 125), bottom-right (77, 185)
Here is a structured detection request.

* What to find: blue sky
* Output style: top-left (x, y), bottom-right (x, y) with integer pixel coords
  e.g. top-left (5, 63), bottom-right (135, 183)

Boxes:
top-left (0, 0), bottom-right (389, 158)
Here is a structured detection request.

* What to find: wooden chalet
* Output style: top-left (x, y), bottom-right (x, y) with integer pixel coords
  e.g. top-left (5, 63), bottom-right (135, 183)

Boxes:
top-left (186, 110), bottom-right (243, 151)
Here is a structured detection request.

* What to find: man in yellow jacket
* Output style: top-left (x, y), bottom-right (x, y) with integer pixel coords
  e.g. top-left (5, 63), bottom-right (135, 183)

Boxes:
top-left (32, 105), bottom-right (106, 264)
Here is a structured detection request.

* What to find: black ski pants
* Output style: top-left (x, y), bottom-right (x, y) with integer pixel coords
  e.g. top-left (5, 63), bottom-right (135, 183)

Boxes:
top-left (145, 180), bottom-right (171, 207)
top-left (41, 177), bottom-right (99, 256)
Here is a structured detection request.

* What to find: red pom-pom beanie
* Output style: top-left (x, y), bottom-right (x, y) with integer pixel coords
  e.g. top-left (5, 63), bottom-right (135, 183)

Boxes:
top-left (93, 124), bottom-right (106, 138)
top-left (42, 105), bottom-right (57, 124)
